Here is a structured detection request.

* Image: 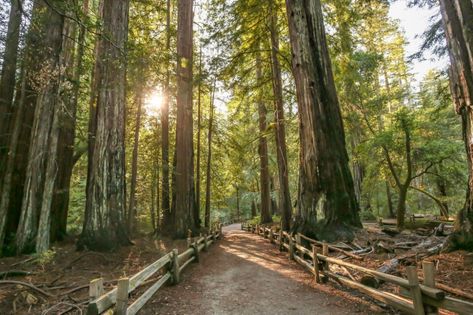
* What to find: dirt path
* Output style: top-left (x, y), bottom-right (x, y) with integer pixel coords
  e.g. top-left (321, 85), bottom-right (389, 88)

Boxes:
top-left (140, 224), bottom-right (384, 315)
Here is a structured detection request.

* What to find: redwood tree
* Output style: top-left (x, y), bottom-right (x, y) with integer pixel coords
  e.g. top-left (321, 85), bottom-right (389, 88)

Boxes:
top-left (285, 0), bottom-right (361, 240)
top-left (174, 0), bottom-right (196, 237)
top-left (50, 0), bottom-right (89, 242)
top-left (79, 0), bottom-right (131, 250)
top-left (15, 0), bottom-right (66, 254)
top-left (0, 0), bottom-right (22, 253)
top-left (128, 92), bottom-right (143, 234)
top-left (204, 82), bottom-right (215, 229)
top-left (161, 0), bottom-right (172, 234)
top-left (255, 51), bottom-right (272, 224)
top-left (0, 0), bottom-right (21, 181)
top-left (439, 0), bottom-right (473, 250)
top-left (269, 1), bottom-right (291, 230)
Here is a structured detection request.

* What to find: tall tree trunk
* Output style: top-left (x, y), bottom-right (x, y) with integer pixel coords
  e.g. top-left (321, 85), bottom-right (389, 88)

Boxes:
top-left (0, 0), bottom-right (22, 185)
top-left (439, 0), bottom-right (473, 250)
top-left (251, 199), bottom-right (257, 217)
top-left (84, 0), bottom-right (102, 240)
top-left (128, 93), bottom-right (143, 234)
top-left (396, 185), bottom-right (409, 229)
top-left (156, 152), bottom-right (160, 230)
top-left (255, 51), bottom-right (272, 225)
top-left (270, 176), bottom-right (278, 215)
top-left (236, 186), bottom-right (240, 220)
top-left (386, 182), bottom-right (395, 218)
top-left (50, 0), bottom-right (89, 242)
top-left (14, 1), bottom-right (65, 254)
top-left (435, 176), bottom-right (449, 218)
top-left (161, 0), bottom-right (172, 234)
top-left (269, 3), bottom-right (291, 230)
top-left (285, 0), bottom-right (361, 241)
top-left (79, 0), bottom-right (131, 251)
top-left (204, 82), bottom-right (215, 229)
top-left (174, 0), bottom-right (195, 238)
top-left (195, 48), bottom-right (202, 228)
top-left (0, 63), bottom-right (26, 254)
top-left (151, 161), bottom-right (157, 232)
top-left (396, 116), bottom-right (413, 229)
top-left (0, 0), bottom-right (47, 253)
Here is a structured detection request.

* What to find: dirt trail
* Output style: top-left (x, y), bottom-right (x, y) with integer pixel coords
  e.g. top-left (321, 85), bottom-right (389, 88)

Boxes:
top-left (140, 224), bottom-right (384, 315)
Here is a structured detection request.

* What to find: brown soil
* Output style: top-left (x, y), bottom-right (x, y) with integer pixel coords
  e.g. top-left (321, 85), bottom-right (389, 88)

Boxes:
top-left (0, 236), bottom-right (190, 314)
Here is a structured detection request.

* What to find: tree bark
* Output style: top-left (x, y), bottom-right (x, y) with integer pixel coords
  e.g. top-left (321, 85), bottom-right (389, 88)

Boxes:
top-left (50, 0), bottom-right (89, 243)
top-left (128, 93), bottom-right (143, 234)
top-left (0, 0), bottom-right (48, 253)
top-left (14, 0), bottom-right (66, 254)
top-left (204, 82), bottom-right (215, 229)
top-left (0, 63), bottom-right (26, 254)
top-left (174, 0), bottom-right (195, 238)
top-left (269, 3), bottom-right (291, 230)
top-left (285, 0), bottom-right (361, 240)
top-left (161, 0), bottom-right (172, 234)
top-left (0, 0), bottom-right (22, 185)
top-left (151, 161), bottom-right (157, 232)
top-left (435, 175), bottom-right (449, 218)
top-left (386, 182), bottom-right (395, 218)
top-left (236, 186), bottom-right (240, 220)
top-left (439, 0), bottom-right (473, 250)
top-left (255, 51), bottom-right (272, 225)
top-left (78, 0), bottom-right (131, 251)
top-left (195, 48), bottom-right (203, 229)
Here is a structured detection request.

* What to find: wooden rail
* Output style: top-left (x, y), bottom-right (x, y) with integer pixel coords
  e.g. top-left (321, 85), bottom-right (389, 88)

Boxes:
top-left (241, 223), bottom-right (473, 315)
top-left (87, 224), bottom-right (223, 315)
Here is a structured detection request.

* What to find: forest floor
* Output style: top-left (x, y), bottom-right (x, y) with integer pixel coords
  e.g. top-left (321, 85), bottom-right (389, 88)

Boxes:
top-left (0, 235), bottom-right (191, 314)
top-left (0, 222), bottom-right (471, 314)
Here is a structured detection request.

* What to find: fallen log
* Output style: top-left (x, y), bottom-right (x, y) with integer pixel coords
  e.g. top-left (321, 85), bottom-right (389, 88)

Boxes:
top-left (381, 228), bottom-right (400, 237)
top-left (360, 259), bottom-right (399, 289)
top-left (0, 270), bottom-right (36, 278)
top-left (299, 234), bottom-right (363, 260)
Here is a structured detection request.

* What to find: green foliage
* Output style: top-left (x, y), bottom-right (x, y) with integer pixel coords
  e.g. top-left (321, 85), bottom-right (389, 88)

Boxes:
top-left (34, 249), bottom-right (56, 270)
top-left (62, 0), bottom-right (465, 240)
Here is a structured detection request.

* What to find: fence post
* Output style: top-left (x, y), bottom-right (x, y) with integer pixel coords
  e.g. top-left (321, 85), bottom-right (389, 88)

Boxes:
top-left (116, 278), bottom-right (129, 315)
top-left (256, 224), bottom-right (259, 235)
top-left (311, 245), bottom-right (321, 283)
top-left (186, 230), bottom-right (192, 247)
top-left (171, 249), bottom-right (180, 284)
top-left (269, 228), bottom-right (274, 244)
top-left (191, 241), bottom-right (200, 263)
top-left (288, 235), bottom-right (295, 260)
top-left (322, 242), bottom-right (329, 271)
top-left (422, 261), bottom-right (438, 315)
top-left (204, 233), bottom-right (209, 251)
top-left (406, 266), bottom-right (425, 315)
top-left (295, 233), bottom-right (302, 258)
top-left (212, 229), bottom-right (217, 242)
top-left (89, 278), bottom-right (104, 301)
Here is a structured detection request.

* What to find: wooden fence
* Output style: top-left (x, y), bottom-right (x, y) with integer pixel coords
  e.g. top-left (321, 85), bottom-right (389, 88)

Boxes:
top-left (242, 223), bottom-right (473, 315)
top-left (86, 224), bottom-right (223, 315)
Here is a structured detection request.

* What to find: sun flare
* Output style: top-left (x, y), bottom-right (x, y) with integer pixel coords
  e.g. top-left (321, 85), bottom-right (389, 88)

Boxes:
top-left (145, 90), bottom-right (164, 116)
